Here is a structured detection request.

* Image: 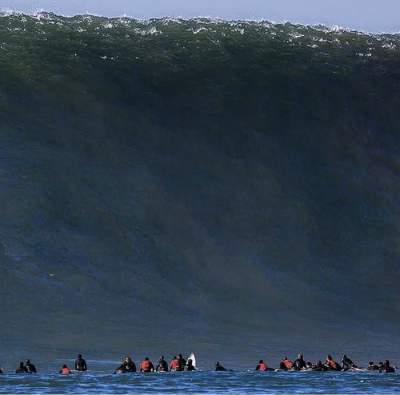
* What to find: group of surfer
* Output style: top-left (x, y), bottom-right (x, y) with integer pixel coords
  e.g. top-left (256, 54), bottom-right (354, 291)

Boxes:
top-left (113, 354), bottom-right (196, 374)
top-left (14, 360), bottom-right (37, 374)
top-left (252, 354), bottom-right (396, 373)
top-left (0, 353), bottom-right (396, 374)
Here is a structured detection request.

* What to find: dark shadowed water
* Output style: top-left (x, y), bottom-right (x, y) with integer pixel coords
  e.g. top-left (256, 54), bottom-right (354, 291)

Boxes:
top-left (1, 371), bottom-right (399, 394)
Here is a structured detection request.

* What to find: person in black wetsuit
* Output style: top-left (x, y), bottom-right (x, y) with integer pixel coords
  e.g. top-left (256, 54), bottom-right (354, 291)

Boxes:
top-left (293, 353), bottom-right (307, 370)
top-left (26, 360), bottom-right (37, 373)
top-left (16, 362), bottom-right (28, 373)
top-left (177, 354), bottom-right (186, 371)
top-left (312, 361), bottom-right (328, 371)
top-left (215, 362), bottom-right (227, 371)
top-left (382, 360), bottom-right (395, 373)
top-left (75, 354), bottom-right (87, 371)
top-left (186, 359), bottom-right (196, 371)
top-left (115, 356), bottom-right (136, 373)
top-left (124, 357), bottom-right (136, 372)
top-left (156, 356), bottom-right (169, 372)
top-left (0, 366), bottom-right (4, 374)
top-left (341, 355), bottom-right (357, 371)
top-left (368, 361), bottom-right (379, 371)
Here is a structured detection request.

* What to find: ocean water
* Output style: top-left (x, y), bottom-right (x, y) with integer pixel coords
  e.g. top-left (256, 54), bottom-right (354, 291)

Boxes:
top-left (0, 370), bottom-right (399, 394)
top-left (1, 12), bottom-right (400, 384)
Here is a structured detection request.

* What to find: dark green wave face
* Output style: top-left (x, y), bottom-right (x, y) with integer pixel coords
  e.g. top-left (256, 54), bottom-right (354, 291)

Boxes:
top-left (1, 12), bottom-right (400, 368)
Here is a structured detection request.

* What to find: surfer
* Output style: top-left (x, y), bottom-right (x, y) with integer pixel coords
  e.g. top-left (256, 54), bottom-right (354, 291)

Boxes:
top-left (140, 357), bottom-right (154, 373)
top-left (368, 361), bottom-right (379, 371)
top-left (75, 354), bottom-right (87, 371)
top-left (156, 356), bottom-right (168, 372)
top-left (59, 364), bottom-right (72, 375)
top-left (115, 356), bottom-right (136, 373)
top-left (16, 362), bottom-right (28, 373)
top-left (382, 360), bottom-right (395, 373)
top-left (215, 362), bottom-right (227, 371)
top-left (312, 361), bottom-right (328, 371)
top-left (325, 355), bottom-right (341, 371)
top-left (170, 356), bottom-right (179, 371)
top-left (280, 357), bottom-right (294, 370)
top-left (177, 354), bottom-right (186, 371)
top-left (186, 358), bottom-right (196, 371)
top-left (26, 359), bottom-right (37, 373)
top-left (341, 355), bottom-right (357, 370)
top-left (255, 360), bottom-right (268, 371)
top-left (0, 366), bottom-right (3, 374)
top-left (293, 353), bottom-right (307, 370)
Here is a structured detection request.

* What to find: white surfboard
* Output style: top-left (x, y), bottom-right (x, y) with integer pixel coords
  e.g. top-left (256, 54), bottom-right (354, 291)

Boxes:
top-left (187, 353), bottom-right (196, 369)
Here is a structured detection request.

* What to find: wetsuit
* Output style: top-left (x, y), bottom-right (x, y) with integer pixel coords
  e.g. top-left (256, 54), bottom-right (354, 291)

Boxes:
top-left (280, 359), bottom-right (294, 371)
top-left (115, 361), bottom-right (136, 373)
top-left (293, 357), bottom-right (307, 370)
top-left (256, 362), bottom-right (268, 371)
top-left (75, 357), bottom-right (87, 371)
top-left (157, 360), bottom-right (169, 372)
top-left (125, 361), bottom-right (136, 372)
top-left (26, 362), bottom-right (37, 373)
top-left (313, 362), bottom-right (328, 372)
top-left (186, 363), bottom-right (196, 371)
top-left (170, 358), bottom-right (179, 371)
top-left (140, 359), bottom-right (154, 373)
top-left (341, 355), bottom-right (356, 371)
top-left (60, 367), bottom-right (71, 375)
top-left (177, 356), bottom-right (186, 372)
top-left (215, 364), bottom-right (227, 371)
top-left (383, 362), bottom-right (395, 373)
top-left (325, 358), bottom-right (341, 371)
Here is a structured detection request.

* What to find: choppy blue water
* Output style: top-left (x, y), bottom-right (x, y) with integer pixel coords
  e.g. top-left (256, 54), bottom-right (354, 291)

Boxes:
top-left (1, 371), bottom-right (399, 394)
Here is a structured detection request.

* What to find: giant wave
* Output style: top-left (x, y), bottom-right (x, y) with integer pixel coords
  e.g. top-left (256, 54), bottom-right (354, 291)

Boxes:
top-left (0, 13), bottom-right (399, 368)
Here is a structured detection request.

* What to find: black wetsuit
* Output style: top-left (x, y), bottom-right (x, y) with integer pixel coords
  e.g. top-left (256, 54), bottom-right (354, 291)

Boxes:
top-left (26, 362), bottom-right (37, 373)
top-left (342, 356), bottom-right (356, 370)
top-left (156, 360), bottom-right (168, 372)
top-left (216, 364), bottom-right (227, 371)
top-left (116, 361), bottom-right (136, 373)
top-left (125, 362), bottom-right (136, 372)
top-left (313, 362), bottom-right (328, 372)
top-left (186, 363), bottom-right (196, 371)
top-left (383, 363), bottom-right (395, 373)
top-left (177, 357), bottom-right (186, 371)
top-left (75, 358), bottom-right (87, 371)
top-left (293, 358), bottom-right (307, 370)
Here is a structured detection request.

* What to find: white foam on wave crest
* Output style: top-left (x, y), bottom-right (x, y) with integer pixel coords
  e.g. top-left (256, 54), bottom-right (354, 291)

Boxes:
top-left (0, 10), bottom-right (400, 52)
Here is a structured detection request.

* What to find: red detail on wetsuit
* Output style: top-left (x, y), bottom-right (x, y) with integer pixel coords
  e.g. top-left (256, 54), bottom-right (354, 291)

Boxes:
top-left (283, 360), bottom-right (294, 369)
top-left (326, 359), bottom-right (339, 370)
top-left (170, 359), bottom-right (179, 370)
top-left (140, 360), bottom-right (152, 372)
top-left (258, 363), bottom-right (268, 371)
